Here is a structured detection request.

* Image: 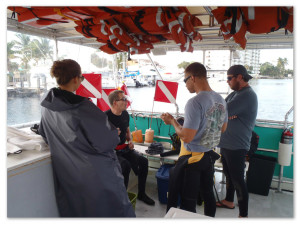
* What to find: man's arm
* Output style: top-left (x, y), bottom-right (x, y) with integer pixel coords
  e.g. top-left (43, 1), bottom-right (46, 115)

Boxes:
top-left (161, 113), bottom-right (197, 143)
top-left (221, 122), bottom-right (228, 133)
top-left (126, 127), bottom-right (134, 149)
top-left (126, 127), bottom-right (131, 141)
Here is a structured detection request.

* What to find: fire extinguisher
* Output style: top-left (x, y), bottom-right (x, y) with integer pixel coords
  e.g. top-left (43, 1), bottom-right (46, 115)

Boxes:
top-left (280, 128), bottom-right (293, 144)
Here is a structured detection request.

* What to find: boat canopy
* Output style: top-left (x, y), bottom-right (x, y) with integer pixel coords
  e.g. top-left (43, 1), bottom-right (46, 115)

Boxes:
top-left (7, 6), bottom-right (293, 53)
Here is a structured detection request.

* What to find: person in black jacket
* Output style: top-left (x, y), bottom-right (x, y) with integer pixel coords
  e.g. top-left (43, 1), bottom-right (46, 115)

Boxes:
top-left (38, 59), bottom-right (135, 217)
top-left (105, 90), bottom-right (155, 206)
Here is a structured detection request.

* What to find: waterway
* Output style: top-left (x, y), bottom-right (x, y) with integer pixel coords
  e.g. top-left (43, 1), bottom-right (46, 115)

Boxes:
top-left (6, 79), bottom-right (293, 126)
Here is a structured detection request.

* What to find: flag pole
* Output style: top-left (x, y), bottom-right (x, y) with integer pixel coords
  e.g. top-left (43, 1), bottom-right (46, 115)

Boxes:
top-left (175, 102), bottom-right (179, 118)
top-left (149, 99), bottom-right (155, 129)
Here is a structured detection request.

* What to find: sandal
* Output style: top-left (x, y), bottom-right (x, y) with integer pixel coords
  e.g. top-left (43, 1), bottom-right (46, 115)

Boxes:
top-left (216, 201), bottom-right (235, 209)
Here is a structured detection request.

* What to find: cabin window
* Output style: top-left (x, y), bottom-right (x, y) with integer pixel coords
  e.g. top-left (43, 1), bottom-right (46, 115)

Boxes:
top-left (7, 31), bottom-right (293, 125)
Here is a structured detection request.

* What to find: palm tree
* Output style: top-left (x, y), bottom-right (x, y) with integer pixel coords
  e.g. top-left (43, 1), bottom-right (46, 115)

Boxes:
top-left (7, 41), bottom-right (20, 85)
top-left (14, 33), bottom-right (33, 87)
top-left (277, 57), bottom-right (288, 77)
top-left (31, 38), bottom-right (54, 64)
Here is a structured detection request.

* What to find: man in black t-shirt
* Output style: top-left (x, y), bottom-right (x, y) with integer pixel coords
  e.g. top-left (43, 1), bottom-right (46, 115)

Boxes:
top-left (105, 90), bottom-right (155, 206)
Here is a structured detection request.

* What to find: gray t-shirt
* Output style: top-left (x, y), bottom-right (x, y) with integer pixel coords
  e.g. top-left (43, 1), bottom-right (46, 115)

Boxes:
top-left (219, 86), bottom-right (258, 150)
top-left (183, 91), bottom-right (228, 152)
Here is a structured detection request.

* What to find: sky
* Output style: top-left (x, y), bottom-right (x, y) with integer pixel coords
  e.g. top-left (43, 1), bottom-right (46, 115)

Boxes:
top-left (260, 49), bottom-right (294, 69)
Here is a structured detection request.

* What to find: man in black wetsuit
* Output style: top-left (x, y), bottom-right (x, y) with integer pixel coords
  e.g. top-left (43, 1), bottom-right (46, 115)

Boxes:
top-left (105, 90), bottom-right (155, 206)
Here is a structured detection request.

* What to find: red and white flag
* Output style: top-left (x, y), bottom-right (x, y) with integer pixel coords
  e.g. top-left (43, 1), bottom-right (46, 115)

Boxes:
top-left (154, 80), bottom-right (178, 104)
top-left (97, 88), bottom-right (117, 111)
top-left (76, 73), bottom-right (102, 99)
top-left (76, 73), bottom-right (106, 109)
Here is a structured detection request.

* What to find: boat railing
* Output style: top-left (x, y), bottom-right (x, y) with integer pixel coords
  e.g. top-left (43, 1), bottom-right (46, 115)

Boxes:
top-left (129, 110), bottom-right (293, 126)
top-left (284, 106), bottom-right (294, 129)
top-left (8, 110), bottom-right (293, 132)
top-left (277, 105), bottom-right (294, 192)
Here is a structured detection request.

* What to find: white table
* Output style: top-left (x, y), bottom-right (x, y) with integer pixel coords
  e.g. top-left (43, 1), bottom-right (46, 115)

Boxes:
top-left (134, 144), bottom-right (179, 165)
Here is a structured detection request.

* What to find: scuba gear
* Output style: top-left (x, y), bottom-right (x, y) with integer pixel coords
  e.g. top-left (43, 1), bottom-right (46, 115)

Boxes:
top-left (160, 117), bottom-right (183, 157)
top-left (145, 142), bottom-right (164, 155)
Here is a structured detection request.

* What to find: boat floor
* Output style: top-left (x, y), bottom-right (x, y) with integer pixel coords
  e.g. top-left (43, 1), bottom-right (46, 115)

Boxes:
top-left (128, 168), bottom-right (294, 218)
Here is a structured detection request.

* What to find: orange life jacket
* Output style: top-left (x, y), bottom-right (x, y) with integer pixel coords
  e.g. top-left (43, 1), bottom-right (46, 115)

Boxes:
top-left (164, 7), bottom-right (202, 52)
top-left (125, 7), bottom-right (169, 34)
top-left (99, 42), bottom-right (121, 54)
top-left (212, 7), bottom-right (248, 49)
top-left (104, 18), bottom-right (136, 46)
top-left (104, 7), bottom-right (147, 13)
top-left (53, 7), bottom-right (94, 21)
top-left (104, 19), bottom-right (154, 51)
top-left (75, 24), bottom-right (110, 42)
top-left (213, 7), bottom-right (293, 49)
top-left (175, 10), bottom-right (203, 41)
top-left (240, 7), bottom-right (293, 34)
top-left (164, 7), bottom-right (187, 47)
top-left (109, 34), bottom-right (130, 52)
top-left (9, 6), bottom-right (204, 54)
top-left (180, 37), bottom-right (194, 52)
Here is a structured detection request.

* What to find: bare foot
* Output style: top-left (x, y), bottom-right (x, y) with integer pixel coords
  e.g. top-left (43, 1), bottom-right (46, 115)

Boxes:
top-left (216, 199), bottom-right (235, 209)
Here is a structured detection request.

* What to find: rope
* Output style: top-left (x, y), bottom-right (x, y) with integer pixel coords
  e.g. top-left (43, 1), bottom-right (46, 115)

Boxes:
top-left (156, 117), bottom-right (163, 135)
top-left (129, 105), bottom-right (137, 130)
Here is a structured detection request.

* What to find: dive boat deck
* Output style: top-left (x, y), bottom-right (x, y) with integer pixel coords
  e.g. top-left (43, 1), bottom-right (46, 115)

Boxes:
top-left (129, 168), bottom-right (294, 218)
top-left (7, 128), bottom-right (294, 218)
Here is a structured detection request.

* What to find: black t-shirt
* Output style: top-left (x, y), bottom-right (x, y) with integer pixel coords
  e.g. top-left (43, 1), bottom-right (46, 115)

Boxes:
top-left (105, 109), bottom-right (129, 145)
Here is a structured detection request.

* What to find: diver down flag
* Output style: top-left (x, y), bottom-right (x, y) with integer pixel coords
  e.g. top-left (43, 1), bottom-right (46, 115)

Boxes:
top-left (154, 80), bottom-right (178, 103)
top-left (97, 88), bottom-right (117, 111)
top-left (76, 73), bottom-right (106, 109)
top-left (76, 73), bottom-right (102, 99)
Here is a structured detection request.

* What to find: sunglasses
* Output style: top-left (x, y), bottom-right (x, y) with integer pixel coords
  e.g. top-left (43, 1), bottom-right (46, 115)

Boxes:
top-left (79, 75), bottom-right (85, 81)
top-left (184, 75), bottom-right (191, 83)
top-left (116, 97), bottom-right (128, 102)
top-left (227, 75), bottom-right (237, 81)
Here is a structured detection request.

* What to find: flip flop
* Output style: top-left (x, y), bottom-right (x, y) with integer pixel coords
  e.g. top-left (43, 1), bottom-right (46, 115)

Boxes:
top-left (216, 201), bottom-right (235, 209)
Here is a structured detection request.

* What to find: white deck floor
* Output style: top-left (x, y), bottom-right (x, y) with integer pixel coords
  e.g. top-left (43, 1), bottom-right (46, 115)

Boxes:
top-left (128, 168), bottom-right (294, 218)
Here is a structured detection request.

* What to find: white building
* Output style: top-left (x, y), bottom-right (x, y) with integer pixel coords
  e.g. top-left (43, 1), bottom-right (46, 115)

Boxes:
top-left (203, 50), bottom-right (230, 80)
top-left (232, 49), bottom-right (261, 75)
top-left (203, 49), bottom-right (261, 78)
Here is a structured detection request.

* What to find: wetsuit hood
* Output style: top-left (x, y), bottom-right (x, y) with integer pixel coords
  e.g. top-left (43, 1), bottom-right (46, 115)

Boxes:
top-left (41, 87), bottom-right (86, 112)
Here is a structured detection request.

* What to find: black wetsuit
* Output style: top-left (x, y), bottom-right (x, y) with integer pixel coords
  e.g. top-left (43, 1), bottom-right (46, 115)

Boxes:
top-left (105, 110), bottom-right (148, 195)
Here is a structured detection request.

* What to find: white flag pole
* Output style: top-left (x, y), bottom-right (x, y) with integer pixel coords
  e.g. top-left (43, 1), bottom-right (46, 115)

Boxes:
top-left (150, 100), bottom-right (155, 130)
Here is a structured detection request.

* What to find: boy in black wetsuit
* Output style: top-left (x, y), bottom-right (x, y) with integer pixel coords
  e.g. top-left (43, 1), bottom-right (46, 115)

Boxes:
top-left (105, 90), bottom-right (155, 206)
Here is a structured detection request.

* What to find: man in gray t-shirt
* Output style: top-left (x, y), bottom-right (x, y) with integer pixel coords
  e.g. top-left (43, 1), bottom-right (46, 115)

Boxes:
top-left (161, 62), bottom-right (227, 217)
top-left (183, 91), bottom-right (228, 153)
top-left (217, 65), bottom-right (258, 218)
